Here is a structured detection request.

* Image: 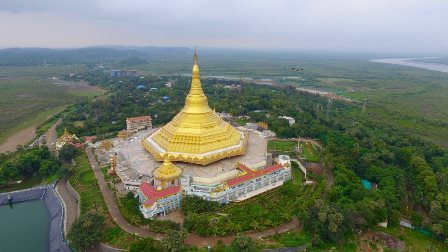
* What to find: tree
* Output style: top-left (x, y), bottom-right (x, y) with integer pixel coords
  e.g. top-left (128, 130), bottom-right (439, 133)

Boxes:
top-left (58, 144), bottom-right (79, 161)
top-left (410, 212), bottom-right (424, 228)
top-left (229, 234), bottom-right (259, 252)
top-left (160, 229), bottom-right (187, 252)
top-left (68, 213), bottom-right (105, 251)
top-left (305, 199), bottom-right (347, 243)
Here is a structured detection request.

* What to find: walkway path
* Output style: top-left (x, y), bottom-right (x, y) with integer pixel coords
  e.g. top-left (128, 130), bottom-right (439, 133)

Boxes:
top-left (86, 147), bottom-right (160, 238)
top-left (85, 146), bottom-right (299, 247)
top-left (55, 178), bottom-right (79, 235)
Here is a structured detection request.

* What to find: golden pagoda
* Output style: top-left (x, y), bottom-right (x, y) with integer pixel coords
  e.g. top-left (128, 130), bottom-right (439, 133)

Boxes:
top-left (143, 49), bottom-right (247, 165)
top-left (55, 128), bottom-right (79, 150)
top-left (153, 157), bottom-right (182, 182)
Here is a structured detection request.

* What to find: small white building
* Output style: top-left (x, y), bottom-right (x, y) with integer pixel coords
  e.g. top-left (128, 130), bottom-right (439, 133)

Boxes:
top-left (137, 183), bottom-right (182, 219)
top-left (126, 116), bottom-right (152, 132)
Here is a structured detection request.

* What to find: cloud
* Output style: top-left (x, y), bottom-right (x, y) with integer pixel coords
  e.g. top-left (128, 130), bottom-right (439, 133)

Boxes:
top-left (0, 0), bottom-right (447, 53)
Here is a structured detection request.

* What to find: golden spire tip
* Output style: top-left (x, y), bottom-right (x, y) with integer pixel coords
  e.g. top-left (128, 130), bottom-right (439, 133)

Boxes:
top-left (193, 46), bottom-right (198, 64)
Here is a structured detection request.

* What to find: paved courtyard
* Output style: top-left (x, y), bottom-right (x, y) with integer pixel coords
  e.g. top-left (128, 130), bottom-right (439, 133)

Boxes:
top-left (94, 127), bottom-right (268, 184)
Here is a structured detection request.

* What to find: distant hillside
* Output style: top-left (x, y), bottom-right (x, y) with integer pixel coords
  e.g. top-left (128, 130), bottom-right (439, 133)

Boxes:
top-left (0, 46), bottom-right (191, 66)
top-left (114, 56), bottom-right (148, 68)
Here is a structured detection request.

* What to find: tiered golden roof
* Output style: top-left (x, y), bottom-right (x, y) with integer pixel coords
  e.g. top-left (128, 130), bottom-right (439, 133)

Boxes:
top-left (143, 49), bottom-right (247, 165)
top-left (153, 157), bottom-right (182, 181)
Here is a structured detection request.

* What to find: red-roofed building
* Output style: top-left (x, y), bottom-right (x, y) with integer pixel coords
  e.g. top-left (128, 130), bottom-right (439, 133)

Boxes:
top-left (137, 182), bottom-right (181, 219)
top-left (225, 163), bottom-right (284, 187)
top-left (126, 115), bottom-right (152, 132)
top-left (136, 158), bottom-right (292, 218)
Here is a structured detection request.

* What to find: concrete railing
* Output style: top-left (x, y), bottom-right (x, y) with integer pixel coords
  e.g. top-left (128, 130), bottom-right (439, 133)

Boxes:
top-left (66, 180), bottom-right (81, 218)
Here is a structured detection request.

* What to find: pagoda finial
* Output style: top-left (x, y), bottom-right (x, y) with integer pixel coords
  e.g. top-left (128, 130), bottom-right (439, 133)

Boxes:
top-left (162, 153), bottom-right (171, 165)
top-left (193, 46), bottom-right (198, 64)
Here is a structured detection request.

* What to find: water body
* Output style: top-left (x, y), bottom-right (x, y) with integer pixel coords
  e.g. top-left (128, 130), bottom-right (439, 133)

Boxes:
top-left (0, 200), bottom-right (49, 252)
top-left (361, 179), bottom-right (372, 190)
top-left (371, 57), bottom-right (448, 73)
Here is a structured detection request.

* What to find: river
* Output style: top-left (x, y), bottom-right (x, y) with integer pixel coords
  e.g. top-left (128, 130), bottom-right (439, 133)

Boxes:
top-left (370, 57), bottom-right (448, 73)
top-left (0, 200), bottom-right (49, 252)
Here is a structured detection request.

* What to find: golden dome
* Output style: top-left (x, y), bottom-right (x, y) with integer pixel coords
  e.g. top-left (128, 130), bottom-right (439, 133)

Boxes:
top-left (153, 158), bottom-right (182, 181)
top-left (143, 48), bottom-right (247, 165)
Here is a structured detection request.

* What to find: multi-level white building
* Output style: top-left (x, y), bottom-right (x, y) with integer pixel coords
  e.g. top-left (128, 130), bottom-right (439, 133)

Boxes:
top-left (126, 116), bottom-right (152, 132)
top-left (136, 159), bottom-right (292, 219)
top-left (182, 162), bottom-right (292, 205)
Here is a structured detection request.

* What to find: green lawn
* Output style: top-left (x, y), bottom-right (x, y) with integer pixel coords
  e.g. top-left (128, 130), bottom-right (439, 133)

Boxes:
top-left (267, 231), bottom-right (312, 248)
top-left (267, 140), bottom-right (297, 153)
top-left (69, 154), bottom-right (107, 214)
top-left (68, 153), bottom-right (139, 249)
top-left (377, 226), bottom-right (447, 252)
top-left (300, 142), bottom-right (320, 162)
top-left (0, 174), bottom-right (43, 193)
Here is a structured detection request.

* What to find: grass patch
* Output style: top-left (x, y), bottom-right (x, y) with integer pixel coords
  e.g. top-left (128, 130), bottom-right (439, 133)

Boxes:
top-left (0, 68), bottom-right (103, 145)
top-left (69, 154), bottom-right (107, 214)
top-left (300, 142), bottom-right (320, 162)
top-left (68, 153), bottom-right (139, 249)
top-left (377, 226), bottom-right (447, 252)
top-left (67, 88), bottom-right (104, 99)
top-left (0, 174), bottom-right (43, 193)
top-left (269, 231), bottom-right (312, 247)
top-left (267, 140), bottom-right (297, 153)
top-left (234, 118), bottom-right (249, 126)
top-left (0, 105), bottom-right (66, 144)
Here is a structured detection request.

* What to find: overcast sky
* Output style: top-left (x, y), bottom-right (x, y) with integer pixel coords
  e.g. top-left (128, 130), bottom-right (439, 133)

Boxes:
top-left (0, 0), bottom-right (447, 53)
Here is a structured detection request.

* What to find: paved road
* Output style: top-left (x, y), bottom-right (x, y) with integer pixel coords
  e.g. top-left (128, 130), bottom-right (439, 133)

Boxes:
top-left (46, 118), bottom-right (62, 153)
top-left (55, 178), bottom-right (79, 235)
top-left (85, 146), bottom-right (299, 247)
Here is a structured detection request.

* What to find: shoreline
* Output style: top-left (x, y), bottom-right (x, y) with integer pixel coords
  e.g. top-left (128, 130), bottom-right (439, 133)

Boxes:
top-left (370, 57), bottom-right (448, 73)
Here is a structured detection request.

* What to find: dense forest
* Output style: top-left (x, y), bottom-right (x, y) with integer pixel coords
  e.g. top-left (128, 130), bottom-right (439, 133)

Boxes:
top-left (58, 71), bottom-right (448, 245)
top-left (0, 146), bottom-right (62, 186)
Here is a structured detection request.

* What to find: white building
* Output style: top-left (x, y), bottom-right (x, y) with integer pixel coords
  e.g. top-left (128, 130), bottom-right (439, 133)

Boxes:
top-left (182, 162), bottom-right (291, 204)
top-left (126, 116), bottom-right (152, 132)
top-left (137, 183), bottom-right (182, 219)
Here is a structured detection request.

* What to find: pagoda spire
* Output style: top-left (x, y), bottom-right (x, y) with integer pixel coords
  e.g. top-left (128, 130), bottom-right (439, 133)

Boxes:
top-left (184, 47), bottom-right (210, 113)
top-left (193, 46), bottom-right (198, 64)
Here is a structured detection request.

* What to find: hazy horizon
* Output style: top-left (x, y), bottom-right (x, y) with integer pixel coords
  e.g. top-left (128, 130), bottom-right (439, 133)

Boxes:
top-left (1, 0), bottom-right (448, 54)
